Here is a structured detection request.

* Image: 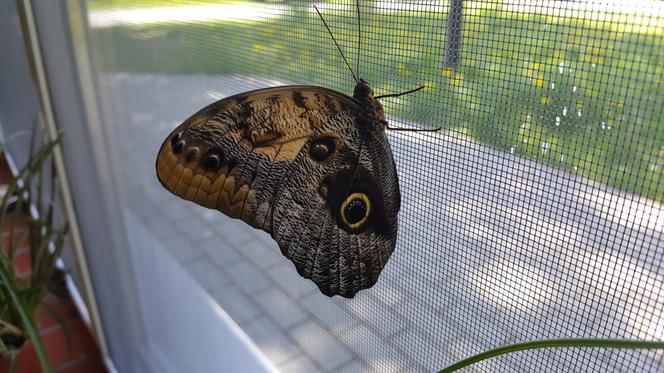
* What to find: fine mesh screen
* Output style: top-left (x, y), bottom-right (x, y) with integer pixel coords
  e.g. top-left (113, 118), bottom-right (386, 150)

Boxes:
top-left (86, 0), bottom-right (663, 371)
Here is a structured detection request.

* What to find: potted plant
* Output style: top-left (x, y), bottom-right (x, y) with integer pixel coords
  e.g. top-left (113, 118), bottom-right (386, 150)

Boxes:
top-left (0, 136), bottom-right (68, 373)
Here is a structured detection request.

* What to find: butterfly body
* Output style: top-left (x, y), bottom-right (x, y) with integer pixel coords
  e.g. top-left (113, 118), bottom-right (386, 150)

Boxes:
top-left (156, 82), bottom-right (400, 297)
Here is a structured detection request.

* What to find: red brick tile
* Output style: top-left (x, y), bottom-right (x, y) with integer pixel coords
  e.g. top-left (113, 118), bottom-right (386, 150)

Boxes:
top-left (37, 294), bottom-right (79, 332)
top-left (0, 306), bottom-right (105, 373)
top-left (9, 318), bottom-right (100, 371)
top-left (0, 153), bottom-right (11, 175)
top-left (2, 223), bottom-right (28, 238)
top-left (2, 343), bottom-right (42, 373)
top-left (0, 155), bottom-right (12, 184)
top-left (0, 173), bottom-right (12, 185)
top-left (56, 356), bottom-right (107, 373)
top-left (2, 217), bottom-right (28, 234)
top-left (0, 355), bottom-right (21, 373)
top-left (12, 249), bottom-right (32, 277)
top-left (0, 170), bottom-right (12, 185)
top-left (2, 229), bottom-right (29, 250)
top-left (0, 170), bottom-right (14, 185)
top-left (46, 319), bottom-right (100, 366)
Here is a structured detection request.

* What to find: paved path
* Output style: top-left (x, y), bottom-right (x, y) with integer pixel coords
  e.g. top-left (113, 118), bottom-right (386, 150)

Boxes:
top-left (103, 74), bottom-right (663, 372)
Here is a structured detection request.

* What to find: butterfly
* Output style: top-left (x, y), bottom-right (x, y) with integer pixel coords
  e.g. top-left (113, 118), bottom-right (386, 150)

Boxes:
top-left (155, 3), bottom-right (434, 298)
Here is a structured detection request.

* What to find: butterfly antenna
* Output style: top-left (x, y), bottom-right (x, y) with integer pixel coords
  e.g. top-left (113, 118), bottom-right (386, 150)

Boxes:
top-left (314, 5), bottom-right (359, 83)
top-left (375, 85), bottom-right (426, 99)
top-left (377, 85), bottom-right (441, 131)
top-left (356, 0), bottom-right (361, 79)
top-left (387, 125), bottom-right (441, 132)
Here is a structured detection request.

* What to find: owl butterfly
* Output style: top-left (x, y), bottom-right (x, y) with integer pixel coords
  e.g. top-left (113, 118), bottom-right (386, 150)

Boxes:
top-left (155, 2), bottom-right (434, 298)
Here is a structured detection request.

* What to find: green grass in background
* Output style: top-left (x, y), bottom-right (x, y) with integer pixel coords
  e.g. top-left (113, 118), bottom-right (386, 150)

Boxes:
top-left (88, 1), bottom-right (664, 201)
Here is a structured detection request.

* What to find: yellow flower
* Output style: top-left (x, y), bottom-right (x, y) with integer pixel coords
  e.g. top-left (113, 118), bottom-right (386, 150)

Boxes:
top-left (452, 73), bottom-right (464, 86)
top-left (442, 67), bottom-right (453, 77)
top-left (610, 101), bottom-right (625, 110)
top-left (533, 78), bottom-right (545, 87)
top-left (252, 43), bottom-right (263, 50)
top-left (541, 97), bottom-right (552, 105)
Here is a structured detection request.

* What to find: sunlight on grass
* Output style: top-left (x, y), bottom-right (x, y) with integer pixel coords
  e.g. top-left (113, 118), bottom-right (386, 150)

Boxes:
top-left (88, 0), bottom-right (240, 10)
top-left (89, 2), bottom-right (284, 28)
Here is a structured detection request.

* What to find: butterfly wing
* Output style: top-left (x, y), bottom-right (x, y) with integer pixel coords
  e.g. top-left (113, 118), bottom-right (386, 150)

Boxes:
top-left (155, 86), bottom-right (400, 297)
top-left (271, 127), bottom-right (401, 297)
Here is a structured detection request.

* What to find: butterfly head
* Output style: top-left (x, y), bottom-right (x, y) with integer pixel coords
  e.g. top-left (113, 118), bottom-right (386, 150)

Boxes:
top-left (352, 78), bottom-right (373, 99)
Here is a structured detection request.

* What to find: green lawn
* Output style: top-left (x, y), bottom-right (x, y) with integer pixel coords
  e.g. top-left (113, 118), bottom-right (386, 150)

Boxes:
top-left (89, 1), bottom-right (664, 201)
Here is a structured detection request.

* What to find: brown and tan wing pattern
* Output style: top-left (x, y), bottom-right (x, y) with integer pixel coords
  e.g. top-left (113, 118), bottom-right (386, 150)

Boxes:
top-left (155, 85), bottom-right (400, 297)
top-left (156, 86), bottom-right (357, 229)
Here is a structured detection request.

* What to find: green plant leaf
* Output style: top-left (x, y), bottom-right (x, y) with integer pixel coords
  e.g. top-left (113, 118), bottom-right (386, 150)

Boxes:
top-left (0, 135), bottom-right (62, 373)
top-left (0, 333), bottom-right (8, 355)
top-left (438, 338), bottom-right (664, 373)
top-left (0, 256), bottom-right (52, 373)
top-left (39, 301), bottom-right (71, 352)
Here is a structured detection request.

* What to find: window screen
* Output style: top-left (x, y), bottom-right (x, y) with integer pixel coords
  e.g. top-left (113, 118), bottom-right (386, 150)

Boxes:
top-left (86, 0), bottom-right (663, 371)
